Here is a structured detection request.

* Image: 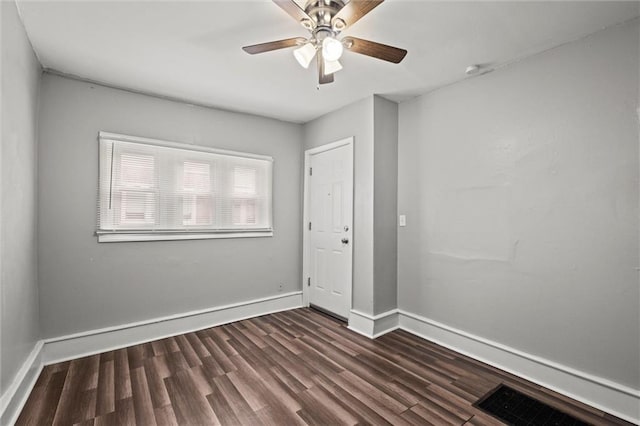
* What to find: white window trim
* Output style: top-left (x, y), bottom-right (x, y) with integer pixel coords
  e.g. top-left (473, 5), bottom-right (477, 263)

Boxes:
top-left (97, 131), bottom-right (274, 242)
top-left (99, 132), bottom-right (274, 161)
top-left (98, 231), bottom-right (273, 243)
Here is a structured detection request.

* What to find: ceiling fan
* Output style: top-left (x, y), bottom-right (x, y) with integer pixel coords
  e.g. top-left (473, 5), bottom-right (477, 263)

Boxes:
top-left (242, 0), bottom-right (407, 85)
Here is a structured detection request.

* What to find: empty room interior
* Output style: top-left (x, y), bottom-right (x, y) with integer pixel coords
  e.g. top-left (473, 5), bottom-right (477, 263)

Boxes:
top-left (1, 0), bottom-right (639, 425)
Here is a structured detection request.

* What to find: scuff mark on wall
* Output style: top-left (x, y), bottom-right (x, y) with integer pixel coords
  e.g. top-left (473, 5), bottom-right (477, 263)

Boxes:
top-left (428, 250), bottom-right (512, 263)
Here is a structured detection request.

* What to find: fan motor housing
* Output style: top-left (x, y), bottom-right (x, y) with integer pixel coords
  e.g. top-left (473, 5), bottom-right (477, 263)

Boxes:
top-left (304, 0), bottom-right (346, 28)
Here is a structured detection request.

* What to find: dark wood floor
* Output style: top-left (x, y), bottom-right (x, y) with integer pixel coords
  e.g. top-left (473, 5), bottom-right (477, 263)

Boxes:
top-left (17, 308), bottom-right (631, 426)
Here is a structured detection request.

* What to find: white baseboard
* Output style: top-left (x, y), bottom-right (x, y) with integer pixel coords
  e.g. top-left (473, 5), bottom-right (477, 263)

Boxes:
top-left (0, 341), bottom-right (44, 426)
top-left (4, 298), bottom-right (636, 425)
top-left (398, 310), bottom-right (640, 425)
top-left (42, 291), bottom-right (303, 364)
top-left (348, 308), bottom-right (399, 339)
top-left (0, 292), bottom-right (302, 425)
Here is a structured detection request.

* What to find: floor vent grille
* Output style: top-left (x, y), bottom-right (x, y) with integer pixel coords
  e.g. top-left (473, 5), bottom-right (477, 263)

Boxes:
top-left (475, 384), bottom-right (591, 425)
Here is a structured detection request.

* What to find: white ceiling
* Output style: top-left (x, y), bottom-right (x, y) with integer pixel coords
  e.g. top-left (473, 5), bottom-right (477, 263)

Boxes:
top-left (17, 1), bottom-right (639, 123)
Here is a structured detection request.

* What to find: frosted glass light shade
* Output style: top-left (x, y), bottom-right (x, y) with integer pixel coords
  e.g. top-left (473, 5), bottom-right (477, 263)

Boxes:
top-left (324, 59), bottom-right (343, 74)
top-left (322, 37), bottom-right (343, 62)
top-left (293, 43), bottom-right (317, 69)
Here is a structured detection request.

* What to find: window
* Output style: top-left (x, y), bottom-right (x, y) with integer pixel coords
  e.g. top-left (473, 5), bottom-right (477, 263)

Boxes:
top-left (232, 166), bottom-right (257, 226)
top-left (181, 161), bottom-right (213, 226)
top-left (97, 132), bottom-right (273, 242)
top-left (117, 153), bottom-right (156, 226)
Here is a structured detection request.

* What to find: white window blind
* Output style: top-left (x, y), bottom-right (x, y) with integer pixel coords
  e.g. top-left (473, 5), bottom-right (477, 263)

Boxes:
top-left (97, 132), bottom-right (273, 242)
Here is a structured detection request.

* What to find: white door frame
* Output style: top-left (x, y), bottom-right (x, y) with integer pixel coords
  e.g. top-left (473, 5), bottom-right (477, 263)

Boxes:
top-left (302, 137), bottom-right (354, 318)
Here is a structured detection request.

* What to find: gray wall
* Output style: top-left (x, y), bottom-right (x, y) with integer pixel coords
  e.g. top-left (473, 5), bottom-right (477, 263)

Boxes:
top-left (1, 0), bottom-right (41, 394)
top-left (37, 74), bottom-right (303, 338)
top-left (303, 96), bottom-right (375, 314)
top-left (373, 96), bottom-right (398, 315)
top-left (398, 21), bottom-right (639, 389)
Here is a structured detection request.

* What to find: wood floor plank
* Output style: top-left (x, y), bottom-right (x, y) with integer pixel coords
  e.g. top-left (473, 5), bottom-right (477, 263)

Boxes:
top-left (401, 406), bottom-right (434, 426)
top-left (338, 370), bottom-right (409, 414)
top-left (246, 316), bottom-right (274, 335)
top-left (93, 397), bottom-right (135, 426)
top-left (304, 384), bottom-right (360, 425)
top-left (150, 340), bottom-right (168, 357)
top-left (113, 349), bottom-right (132, 401)
top-left (200, 353), bottom-right (227, 379)
top-left (465, 412), bottom-right (510, 426)
top-left (199, 335), bottom-right (237, 373)
top-left (186, 365), bottom-right (214, 396)
top-left (208, 327), bottom-right (238, 357)
top-left (130, 367), bottom-right (156, 426)
top-left (127, 343), bottom-right (152, 370)
top-left (269, 330), bottom-right (303, 355)
top-left (225, 370), bottom-right (268, 412)
top-left (163, 337), bottom-right (181, 353)
top-left (70, 389), bottom-right (97, 424)
top-left (16, 369), bottom-right (68, 425)
top-left (420, 382), bottom-right (476, 421)
top-left (52, 357), bottom-right (96, 425)
top-left (95, 360), bottom-right (115, 416)
top-left (410, 401), bottom-right (462, 425)
top-left (185, 332), bottom-right (212, 359)
top-left (263, 316), bottom-right (302, 340)
top-left (211, 374), bottom-right (260, 424)
top-left (295, 387), bottom-right (352, 426)
top-left (164, 369), bottom-right (220, 425)
top-left (153, 405), bottom-right (179, 426)
top-left (228, 354), bottom-right (304, 424)
top-left (269, 364), bottom-right (308, 395)
top-left (17, 308), bottom-right (635, 426)
top-left (174, 334), bottom-right (202, 368)
top-left (206, 387), bottom-right (241, 426)
top-left (226, 323), bottom-right (265, 353)
top-left (233, 322), bottom-right (268, 348)
top-left (83, 355), bottom-right (101, 392)
top-left (31, 365), bottom-right (58, 390)
top-left (253, 365), bottom-right (303, 415)
top-left (312, 375), bottom-right (385, 426)
top-left (330, 379), bottom-right (404, 425)
top-left (304, 337), bottom-right (417, 407)
top-left (143, 357), bottom-right (171, 409)
top-left (260, 344), bottom-right (315, 389)
top-left (164, 350), bottom-right (190, 376)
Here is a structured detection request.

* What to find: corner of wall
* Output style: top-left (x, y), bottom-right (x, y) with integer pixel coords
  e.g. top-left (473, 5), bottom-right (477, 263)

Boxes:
top-left (0, 2), bottom-right (45, 422)
top-left (372, 95), bottom-right (399, 315)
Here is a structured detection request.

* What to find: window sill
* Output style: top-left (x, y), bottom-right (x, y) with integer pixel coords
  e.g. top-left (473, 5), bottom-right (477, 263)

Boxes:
top-left (97, 231), bottom-right (273, 243)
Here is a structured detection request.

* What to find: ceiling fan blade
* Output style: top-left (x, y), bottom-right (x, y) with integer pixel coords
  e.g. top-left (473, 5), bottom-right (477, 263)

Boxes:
top-left (273, 0), bottom-right (313, 25)
top-left (242, 37), bottom-right (305, 54)
top-left (343, 37), bottom-right (407, 63)
top-left (317, 50), bottom-right (334, 85)
top-left (332, 0), bottom-right (384, 30)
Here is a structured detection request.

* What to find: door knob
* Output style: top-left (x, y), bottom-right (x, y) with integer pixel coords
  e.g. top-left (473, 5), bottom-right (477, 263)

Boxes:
top-left (341, 238), bottom-right (349, 244)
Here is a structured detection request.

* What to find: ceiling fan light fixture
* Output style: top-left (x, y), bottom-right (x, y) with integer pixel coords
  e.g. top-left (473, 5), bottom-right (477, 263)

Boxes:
top-left (293, 42), bottom-right (317, 68)
top-left (242, 0), bottom-right (408, 86)
top-left (324, 59), bottom-right (343, 74)
top-left (322, 36), bottom-right (343, 62)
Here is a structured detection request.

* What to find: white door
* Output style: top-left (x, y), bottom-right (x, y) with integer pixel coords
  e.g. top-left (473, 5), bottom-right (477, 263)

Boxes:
top-left (305, 139), bottom-right (353, 319)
